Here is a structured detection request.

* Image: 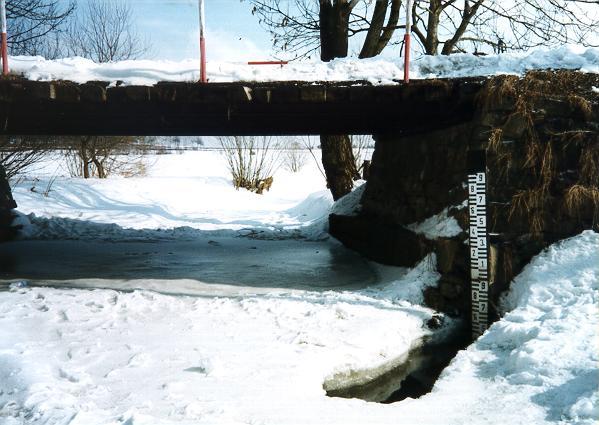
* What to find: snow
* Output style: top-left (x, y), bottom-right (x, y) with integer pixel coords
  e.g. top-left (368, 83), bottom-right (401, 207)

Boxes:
top-left (11, 151), bottom-right (331, 241)
top-left (8, 45), bottom-right (599, 86)
top-left (330, 181), bottom-right (366, 217)
top-left (2, 150), bottom-right (598, 424)
top-left (407, 207), bottom-right (463, 240)
top-left (415, 230), bottom-right (599, 425)
top-left (0, 280), bottom-right (434, 425)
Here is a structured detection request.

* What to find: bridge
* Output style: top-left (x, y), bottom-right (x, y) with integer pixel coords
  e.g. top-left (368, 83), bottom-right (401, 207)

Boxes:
top-left (0, 77), bottom-right (486, 136)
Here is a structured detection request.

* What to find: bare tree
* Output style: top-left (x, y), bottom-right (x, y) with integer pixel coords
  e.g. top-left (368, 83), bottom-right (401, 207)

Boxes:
top-left (65, 136), bottom-right (150, 179)
top-left (65, 0), bottom-right (148, 63)
top-left (248, 0), bottom-right (599, 58)
top-left (282, 138), bottom-right (308, 173)
top-left (6, 0), bottom-right (75, 57)
top-left (0, 136), bottom-right (52, 180)
top-left (301, 136), bottom-right (327, 180)
top-left (248, 0), bottom-right (403, 60)
top-left (218, 136), bottom-right (281, 193)
top-left (351, 134), bottom-right (374, 174)
top-left (59, 2), bottom-right (150, 180)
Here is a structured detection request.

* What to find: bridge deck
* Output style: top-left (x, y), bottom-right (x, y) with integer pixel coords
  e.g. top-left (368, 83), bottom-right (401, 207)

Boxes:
top-left (0, 77), bottom-right (486, 136)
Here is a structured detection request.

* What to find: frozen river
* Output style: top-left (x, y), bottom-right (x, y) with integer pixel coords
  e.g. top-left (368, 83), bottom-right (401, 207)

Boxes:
top-left (0, 237), bottom-right (379, 295)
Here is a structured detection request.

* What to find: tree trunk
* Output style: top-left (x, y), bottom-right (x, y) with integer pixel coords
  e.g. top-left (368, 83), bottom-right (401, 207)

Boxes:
top-left (0, 164), bottom-right (17, 210)
top-left (79, 140), bottom-right (91, 179)
top-left (83, 161), bottom-right (90, 179)
top-left (319, 0), bottom-right (351, 62)
top-left (320, 134), bottom-right (359, 200)
top-left (93, 158), bottom-right (106, 179)
top-left (359, 0), bottom-right (388, 59)
top-left (319, 2), bottom-right (357, 200)
top-left (375, 0), bottom-right (401, 56)
top-left (360, 0), bottom-right (402, 58)
top-left (424, 0), bottom-right (442, 55)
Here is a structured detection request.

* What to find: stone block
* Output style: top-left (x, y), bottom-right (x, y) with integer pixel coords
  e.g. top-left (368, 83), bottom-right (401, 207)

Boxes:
top-left (52, 82), bottom-right (81, 102)
top-left (80, 83), bottom-right (107, 102)
top-left (270, 86), bottom-right (300, 103)
top-left (299, 86), bottom-right (326, 103)
top-left (435, 238), bottom-right (462, 274)
top-left (349, 86), bottom-right (375, 103)
top-left (20, 81), bottom-right (53, 100)
top-left (152, 83), bottom-right (179, 102)
top-left (186, 85), bottom-right (229, 104)
top-left (325, 86), bottom-right (350, 103)
top-left (252, 87), bottom-right (273, 104)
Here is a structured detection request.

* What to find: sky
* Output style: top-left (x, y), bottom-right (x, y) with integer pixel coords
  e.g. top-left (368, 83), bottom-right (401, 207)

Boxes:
top-left (77, 0), bottom-right (276, 62)
top-left (68, 0), bottom-right (403, 62)
top-left (57, 0), bottom-right (599, 63)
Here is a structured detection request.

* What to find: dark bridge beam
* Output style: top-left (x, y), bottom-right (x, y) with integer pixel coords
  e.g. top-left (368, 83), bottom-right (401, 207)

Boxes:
top-left (0, 78), bottom-right (486, 136)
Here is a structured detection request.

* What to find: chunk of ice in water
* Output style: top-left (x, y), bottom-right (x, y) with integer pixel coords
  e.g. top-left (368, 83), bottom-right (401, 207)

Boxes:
top-left (9, 280), bottom-right (29, 290)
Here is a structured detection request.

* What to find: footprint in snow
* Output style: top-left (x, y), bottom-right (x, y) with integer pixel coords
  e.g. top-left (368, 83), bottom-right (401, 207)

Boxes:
top-left (183, 366), bottom-right (209, 375)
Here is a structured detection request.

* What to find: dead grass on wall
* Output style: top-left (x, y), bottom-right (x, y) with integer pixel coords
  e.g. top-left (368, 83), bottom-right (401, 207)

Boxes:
top-left (483, 71), bottom-right (599, 236)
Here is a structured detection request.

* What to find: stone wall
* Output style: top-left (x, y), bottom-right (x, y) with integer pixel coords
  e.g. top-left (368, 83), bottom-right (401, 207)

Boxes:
top-left (330, 70), bottom-right (599, 320)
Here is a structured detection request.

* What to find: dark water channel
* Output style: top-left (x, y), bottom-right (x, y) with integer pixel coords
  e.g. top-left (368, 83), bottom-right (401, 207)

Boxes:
top-left (325, 320), bottom-right (471, 403)
top-left (0, 237), bottom-right (378, 295)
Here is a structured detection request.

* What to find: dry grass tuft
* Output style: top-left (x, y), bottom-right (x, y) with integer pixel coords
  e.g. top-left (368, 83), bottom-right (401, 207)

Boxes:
top-left (508, 188), bottom-right (548, 236)
top-left (579, 144), bottom-right (599, 186)
top-left (488, 128), bottom-right (504, 153)
top-left (568, 95), bottom-right (593, 121)
top-left (564, 185), bottom-right (599, 215)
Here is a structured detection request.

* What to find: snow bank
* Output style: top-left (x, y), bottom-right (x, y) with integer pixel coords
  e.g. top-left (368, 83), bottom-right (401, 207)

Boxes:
top-left (0, 271), bottom-right (434, 425)
top-left (330, 181), bottom-right (366, 217)
top-left (11, 150), bottom-right (332, 242)
top-left (405, 230), bottom-right (599, 424)
top-left (9, 45), bottom-right (599, 86)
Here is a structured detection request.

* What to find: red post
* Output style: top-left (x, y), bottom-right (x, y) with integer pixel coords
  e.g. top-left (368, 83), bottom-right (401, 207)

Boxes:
top-left (403, 33), bottom-right (410, 83)
top-left (198, 0), bottom-right (207, 83)
top-left (404, 0), bottom-right (413, 83)
top-left (200, 36), bottom-right (206, 83)
top-left (1, 0), bottom-right (8, 76)
top-left (247, 61), bottom-right (289, 66)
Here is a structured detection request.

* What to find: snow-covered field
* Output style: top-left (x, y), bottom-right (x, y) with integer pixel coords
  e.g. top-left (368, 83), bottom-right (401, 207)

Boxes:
top-left (1, 150), bottom-right (597, 425)
top-left (11, 151), bottom-right (333, 241)
top-left (8, 45), bottom-right (599, 86)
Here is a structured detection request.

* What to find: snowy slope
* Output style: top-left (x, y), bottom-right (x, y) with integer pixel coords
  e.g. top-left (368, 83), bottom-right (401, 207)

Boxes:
top-left (401, 230), bottom-right (599, 425)
top-left (8, 45), bottom-right (599, 86)
top-left (11, 150), bottom-right (333, 241)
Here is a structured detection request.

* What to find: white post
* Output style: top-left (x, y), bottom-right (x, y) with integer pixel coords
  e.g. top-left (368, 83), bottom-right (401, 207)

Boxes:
top-left (404, 0), bottom-right (412, 83)
top-left (199, 0), bottom-right (207, 83)
top-left (0, 0), bottom-right (8, 75)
